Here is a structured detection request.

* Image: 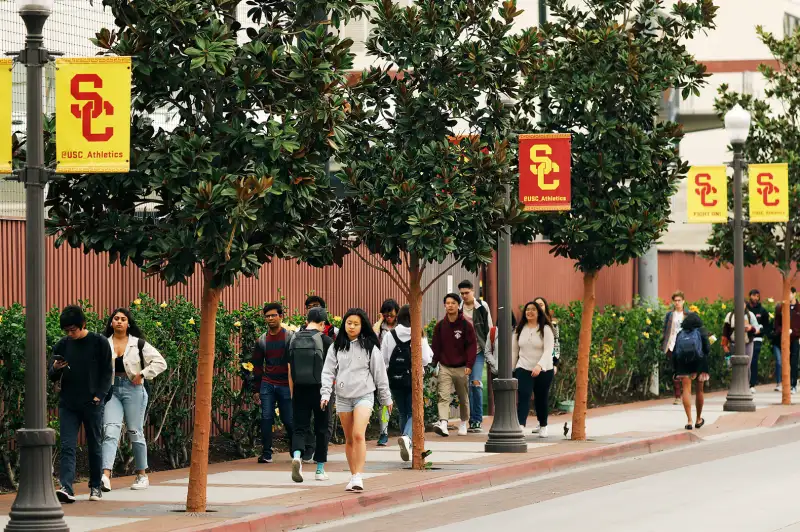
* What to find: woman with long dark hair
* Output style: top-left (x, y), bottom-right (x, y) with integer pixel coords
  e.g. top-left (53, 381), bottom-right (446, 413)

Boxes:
top-left (512, 301), bottom-right (555, 437)
top-left (101, 308), bottom-right (167, 491)
top-left (321, 308), bottom-right (392, 492)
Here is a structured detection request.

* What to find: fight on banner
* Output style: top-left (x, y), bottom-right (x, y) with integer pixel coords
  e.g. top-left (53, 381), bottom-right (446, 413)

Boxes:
top-left (55, 57), bottom-right (131, 173)
top-left (749, 163), bottom-right (789, 222)
top-left (687, 166), bottom-right (727, 223)
top-left (518, 133), bottom-right (571, 211)
top-left (0, 59), bottom-right (11, 174)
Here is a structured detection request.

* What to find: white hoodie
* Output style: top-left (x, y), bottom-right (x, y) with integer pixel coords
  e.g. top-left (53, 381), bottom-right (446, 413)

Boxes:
top-left (380, 325), bottom-right (434, 367)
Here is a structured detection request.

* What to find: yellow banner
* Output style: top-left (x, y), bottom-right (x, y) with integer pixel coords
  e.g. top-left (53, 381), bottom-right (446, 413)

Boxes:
top-left (0, 59), bottom-right (12, 174)
top-left (687, 166), bottom-right (727, 223)
top-left (56, 57), bottom-right (131, 173)
top-left (749, 163), bottom-right (789, 222)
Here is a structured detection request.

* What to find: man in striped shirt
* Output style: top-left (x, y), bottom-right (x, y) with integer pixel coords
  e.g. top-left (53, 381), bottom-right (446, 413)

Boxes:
top-left (252, 302), bottom-right (294, 463)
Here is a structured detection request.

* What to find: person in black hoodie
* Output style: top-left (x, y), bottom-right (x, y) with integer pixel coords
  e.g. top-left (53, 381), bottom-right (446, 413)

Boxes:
top-left (48, 305), bottom-right (113, 504)
top-left (673, 312), bottom-right (711, 431)
top-left (747, 289), bottom-right (770, 393)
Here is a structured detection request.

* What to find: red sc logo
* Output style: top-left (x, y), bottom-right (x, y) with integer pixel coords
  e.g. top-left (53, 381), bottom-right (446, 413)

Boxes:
top-left (694, 173), bottom-right (717, 207)
top-left (70, 74), bottom-right (114, 142)
top-left (756, 173), bottom-right (780, 207)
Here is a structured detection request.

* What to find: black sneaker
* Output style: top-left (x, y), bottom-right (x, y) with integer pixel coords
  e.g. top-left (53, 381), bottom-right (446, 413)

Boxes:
top-left (89, 487), bottom-right (102, 501)
top-left (258, 455), bottom-right (273, 464)
top-left (56, 487), bottom-right (75, 504)
top-left (470, 421), bottom-right (482, 433)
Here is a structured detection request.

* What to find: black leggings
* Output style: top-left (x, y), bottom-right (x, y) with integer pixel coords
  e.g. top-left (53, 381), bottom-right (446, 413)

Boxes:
top-left (515, 368), bottom-right (555, 427)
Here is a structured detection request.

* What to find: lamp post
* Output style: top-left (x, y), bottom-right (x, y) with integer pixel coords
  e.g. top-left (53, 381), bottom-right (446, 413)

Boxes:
top-left (5, 1), bottom-right (67, 531)
top-left (723, 104), bottom-right (756, 413)
top-left (486, 96), bottom-right (527, 453)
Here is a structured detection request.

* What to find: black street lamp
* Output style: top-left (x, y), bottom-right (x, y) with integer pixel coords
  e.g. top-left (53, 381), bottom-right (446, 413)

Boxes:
top-left (4, 0), bottom-right (68, 530)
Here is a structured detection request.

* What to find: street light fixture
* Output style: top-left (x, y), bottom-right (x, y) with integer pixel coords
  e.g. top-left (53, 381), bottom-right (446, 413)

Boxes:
top-left (4, 0), bottom-right (68, 530)
top-left (723, 104), bottom-right (756, 413)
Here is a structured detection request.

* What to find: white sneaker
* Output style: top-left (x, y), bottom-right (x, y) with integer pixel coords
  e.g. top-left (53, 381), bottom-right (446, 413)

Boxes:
top-left (792, 387), bottom-right (797, 395)
top-left (345, 477), bottom-right (355, 492)
top-left (398, 436), bottom-right (411, 462)
top-left (351, 474), bottom-right (364, 491)
top-left (457, 421), bottom-right (468, 436)
top-left (750, 387), bottom-right (756, 394)
top-left (434, 420), bottom-right (449, 437)
top-left (131, 474), bottom-right (149, 490)
top-left (531, 423), bottom-right (541, 434)
top-left (291, 457), bottom-right (304, 483)
top-left (775, 385), bottom-right (782, 392)
top-left (519, 424), bottom-right (525, 431)
top-left (315, 471), bottom-right (329, 481)
top-left (101, 474), bottom-right (111, 492)
top-left (538, 425), bottom-right (549, 438)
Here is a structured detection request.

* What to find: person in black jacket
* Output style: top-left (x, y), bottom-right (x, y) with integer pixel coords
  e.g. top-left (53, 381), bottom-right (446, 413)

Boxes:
top-left (673, 312), bottom-right (711, 431)
top-left (48, 306), bottom-right (113, 504)
top-left (747, 289), bottom-right (770, 392)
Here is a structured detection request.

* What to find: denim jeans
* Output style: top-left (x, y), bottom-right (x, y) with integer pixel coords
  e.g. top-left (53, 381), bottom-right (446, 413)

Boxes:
top-left (392, 388), bottom-right (413, 438)
top-left (773, 345), bottom-right (783, 384)
top-left (260, 381), bottom-right (293, 459)
top-left (102, 376), bottom-right (148, 471)
top-left (469, 352), bottom-right (485, 424)
top-left (60, 402), bottom-right (104, 491)
top-left (750, 341), bottom-right (762, 388)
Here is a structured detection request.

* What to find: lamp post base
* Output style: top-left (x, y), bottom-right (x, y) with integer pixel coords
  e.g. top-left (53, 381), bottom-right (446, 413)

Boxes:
top-left (485, 379), bottom-right (528, 453)
top-left (723, 354), bottom-right (756, 412)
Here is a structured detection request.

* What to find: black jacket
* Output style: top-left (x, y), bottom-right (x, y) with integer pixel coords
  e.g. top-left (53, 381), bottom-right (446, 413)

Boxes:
top-left (48, 332), bottom-right (113, 408)
top-left (748, 303), bottom-right (770, 341)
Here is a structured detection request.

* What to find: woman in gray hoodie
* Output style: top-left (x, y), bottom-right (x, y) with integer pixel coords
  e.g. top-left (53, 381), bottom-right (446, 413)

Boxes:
top-left (321, 308), bottom-right (393, 492)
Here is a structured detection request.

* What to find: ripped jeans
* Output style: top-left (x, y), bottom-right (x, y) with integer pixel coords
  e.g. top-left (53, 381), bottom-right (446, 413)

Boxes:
top-left (102, 376), bottom-right (149, 472)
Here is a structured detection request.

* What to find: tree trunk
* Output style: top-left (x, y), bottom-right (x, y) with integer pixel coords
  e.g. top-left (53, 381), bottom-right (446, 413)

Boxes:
top-left (409, 253), bottom-right (426, 470)
top-left (571, 270), bottom-right (598, 441)
top-left (781, 275), bottom-right (791, 405)
top-left (186, 267), bottom-right (222, 512)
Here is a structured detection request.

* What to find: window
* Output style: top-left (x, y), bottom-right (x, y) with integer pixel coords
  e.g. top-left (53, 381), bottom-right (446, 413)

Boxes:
top-left (784, 13), bottom-right (800, 37)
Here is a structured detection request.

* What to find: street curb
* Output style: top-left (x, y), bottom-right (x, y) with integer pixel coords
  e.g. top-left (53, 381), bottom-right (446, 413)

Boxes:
top-left (770, 410), bottom-right (800, 427)
top-left (179, 431), bottom-right (700, 532)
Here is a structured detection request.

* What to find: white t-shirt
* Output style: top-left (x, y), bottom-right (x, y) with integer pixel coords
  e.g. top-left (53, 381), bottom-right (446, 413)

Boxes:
top-left (668, 311), bottom-right (685, 352)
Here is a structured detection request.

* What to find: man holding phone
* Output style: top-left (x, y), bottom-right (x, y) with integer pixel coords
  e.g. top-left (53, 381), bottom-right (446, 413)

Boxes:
top-left (48, 305), bottom-right (113, 503)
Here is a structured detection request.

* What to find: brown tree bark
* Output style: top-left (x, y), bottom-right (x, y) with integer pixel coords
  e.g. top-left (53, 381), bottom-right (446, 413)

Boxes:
top-left (185, 267), bottom-right (222, 512)
top-left (409, 253), bottom-right (425, 470)
top-left (781, 275), bottom-right (792, 405)
top-left (571, 270), bottom-right (598, 441)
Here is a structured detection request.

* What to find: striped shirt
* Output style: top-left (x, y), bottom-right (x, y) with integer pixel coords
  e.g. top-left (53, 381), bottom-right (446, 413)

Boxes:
top-left (253, 329), bottom-right (289, 388)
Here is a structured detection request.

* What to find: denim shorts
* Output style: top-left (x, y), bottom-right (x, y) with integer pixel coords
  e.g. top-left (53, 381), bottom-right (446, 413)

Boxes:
top-left (335, 393), bottom-right (374, 413)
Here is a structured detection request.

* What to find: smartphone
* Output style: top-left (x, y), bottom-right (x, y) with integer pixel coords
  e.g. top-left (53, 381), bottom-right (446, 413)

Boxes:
top-left (53, 354), bottom-right (65, 362)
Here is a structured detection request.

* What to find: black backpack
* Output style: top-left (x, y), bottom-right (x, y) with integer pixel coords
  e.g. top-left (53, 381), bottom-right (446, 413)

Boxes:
top-left (674, 328), bottom-right (704, 365)
top-left (289, 330), bottom-right (325, 385)
top-left (387, 330), bottom-right (412, 390)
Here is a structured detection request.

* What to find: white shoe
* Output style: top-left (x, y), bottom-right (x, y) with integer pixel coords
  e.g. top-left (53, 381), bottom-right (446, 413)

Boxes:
top-left (398, 436), bottom-right (411, 462)
top-left (750, 387), bottom-right (756, 394)
top-left (538, 425), bottom-right (549, 438)
top-left (315, 471), bottom-right (329, 481)
top-left (519, 424), bottom-right (525, 431)
top-left (457, 421), bottom-right (468, 436)
top-left (101, 474), bottom-right (111, 492)
top-left (351, 474), bottom-right (364, 491)
top-left (792, 387), bottom-right (797, 395)
top-left (775, 385), bottom-right (782, 392)
top-left (291, 457), bottom-right (304, 483)
top-left (345, 477), bottom-right (355, 492)
top-left (131, 474), bottom-right (149, 490)
top-left (531, 423), bottom-right (541, 434)
top-left (434, 420), bottom-right (449, 437)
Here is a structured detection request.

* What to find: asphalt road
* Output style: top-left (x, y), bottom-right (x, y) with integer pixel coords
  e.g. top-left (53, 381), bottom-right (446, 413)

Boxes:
top-left (302, 424), bottom-right (800, 532)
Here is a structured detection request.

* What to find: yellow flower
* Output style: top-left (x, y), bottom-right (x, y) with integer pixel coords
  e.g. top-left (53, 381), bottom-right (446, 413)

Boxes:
top-left (619, 316), bottom-right (625, 323)
top-left (770, 313), bottom-right (775, 319)
top-left (188, 318), bottom-right (195, 325)
top-left (646, 308), bottom-right (653, 314)
top-left (646, 319), bottom-right (652, 325)
top-left (611, 313), bottom-right (616, 317)
top-left (0, 315), bottom-right (3, 324)
top-left (133, 298), bottom-right (142, 306)
top-left (768, 298), bottom-right (775, 303)
top-left (242, 362), bottom-right (254, 372)
top-left (234, 321), bottom-right (242, 328)
top-left (643, 332), bottom-right (650, 338)
top-left (721, 304), bottom-right (727, 310)
top-left (160, 302), bottom-right (168, 309)
top-left (156, 321), bottom-right (162, 327)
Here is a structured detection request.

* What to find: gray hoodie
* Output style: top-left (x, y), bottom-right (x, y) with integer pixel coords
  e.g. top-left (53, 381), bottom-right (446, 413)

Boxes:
top-left (321, 340), bottom-right (393, 406)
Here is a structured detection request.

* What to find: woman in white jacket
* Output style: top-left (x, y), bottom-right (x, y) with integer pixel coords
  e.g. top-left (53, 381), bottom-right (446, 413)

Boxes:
top-left (102, 308), bottom-right (167, 491)
top-left (512, 301), bottom-right (555, 438)
top-left (321, 308), bottom-right (392, 492)
top-left (381, 305), bottom-right (433, 462)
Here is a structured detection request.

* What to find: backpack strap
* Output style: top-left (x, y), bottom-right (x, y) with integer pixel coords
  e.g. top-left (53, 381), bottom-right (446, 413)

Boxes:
top-left (311, 331), bottom-right (324, 354)
top-left (391, 329), bottom-right (409, 347)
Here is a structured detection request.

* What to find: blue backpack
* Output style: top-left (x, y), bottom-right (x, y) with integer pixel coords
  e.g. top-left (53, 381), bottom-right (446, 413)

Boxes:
top-left (674, 328), bottom-right (703, 364)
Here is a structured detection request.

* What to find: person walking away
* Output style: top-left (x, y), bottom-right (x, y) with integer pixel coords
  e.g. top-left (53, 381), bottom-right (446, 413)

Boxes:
top-left (382, 305), bottom-right (433, 461)
top-left (747, 289), bottom-right (770, 393)
top-left (722, 305), bottom-right (760, 385)
top-left (774, 287), bottom-right (800, 393)
top-left (48, 305), bottom-right (113, 503)
top-left (672, 312), bottom-right (711, 430)
top-left (373, 299), bottom-right (399, 446)
top-left (321, 309), bottom-right (392, 492)
top-left (101, 308), bottom-right (167, 492)
top-left (431, 293), bottom-right (477, 437)
top-left (458, 280), bottom-right (493, 433)
top-left (662, 291), bottom-right (687, 405)
top-left (302, 295), bottom-right (337, 460)
top-left (534, 297), bottom-right (561, 374)
top-left (288, 307), bottom-right (335, 482)
top-left (252, 303), bottom-right (295, 464)
top-left (512, 301), bottom-right (555, 437)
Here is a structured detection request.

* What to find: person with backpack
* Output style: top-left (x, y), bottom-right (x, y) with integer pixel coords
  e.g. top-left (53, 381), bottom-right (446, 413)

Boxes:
top-left (722, 304), bottom-right (760, 382)
top-left (747, 289), bottom-right (770, 393)
top-left (458, 280), bottom-right (493, 433)
top-left (321, 308), bottom-right (392, 492)
top-left (251, 303), bottom-right (295, 464)
top-left (432, 293), bottom-right (477, 437)
top-left (287, 307), bottom-right (335, 483)
top-left (381, 305), bottom-right (433, 462)
top-left (512, 301), bottom-right (555, 437)
top-left (373, 298), bottom-right (400, 446)
top-left (672, 312), bottom-right (711, 430)
top-left (100, 307), bottom-right (167, 493)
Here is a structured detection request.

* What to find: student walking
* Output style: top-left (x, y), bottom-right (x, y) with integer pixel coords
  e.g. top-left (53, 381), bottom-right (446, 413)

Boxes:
top-left (49, 306), bottom-right (113, 503)
top-left (373, 299), bottom-right (399, 446)
top-left (512, 301), bottom-right (555, 437)
top-left (458, 280), bottom-right (493, 433)
top-left (252, 303), bottom-right (295, 464)
top-left (381, 305), bottom-right (433, 461)
top-left (774, 288), bottom-right (800, 393)
top-left (288, 307), bottom-right (335, 482)
top-left (321, 309), bottom-right (392, 492)
top-left (101, 308), bottom-right (167, 492)
top-left (747, 289), bottom-right (770, 393)
top-left (672, 312), bottom-right (711, 430)
top-left (662, 291), bottom-right (687, 405)
top-left (722, 305), bottom-right (760, 384)
top-left (432, 293), bottom-right (477, 437)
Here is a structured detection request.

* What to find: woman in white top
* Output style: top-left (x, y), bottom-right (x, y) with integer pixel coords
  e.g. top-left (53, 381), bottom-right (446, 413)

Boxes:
top-left (101, 308), bottom-right (167, 491)
top-left (512, 301), bottom-right (555, 438)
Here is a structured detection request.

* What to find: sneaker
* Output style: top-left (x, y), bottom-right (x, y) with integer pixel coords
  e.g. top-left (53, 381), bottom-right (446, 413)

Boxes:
top-left (539, 425), bottom-right (549, 438)
top-left (291, 457), bottom-right (304, 483)
top-left (131, 474), bottom-right (149, 490)
top-left (101, 474), bottom-right (111, 492)
top-left (468, 421), bottom-right (482, 433)
top-left (457, 421), bottom-right (468, 436)
top-left (793, 387), bottom-right (797, 395)
top-left (434, 420), bottom-right (449, 437)
top-left (351, 474), bottom-right (364, 492)
top-left (89, 487), bottom-right (102, 501)
top-left (56, 487), bottom-right (76, 504)
top-left (519, 424), bottom-right (525, 431)
top-left (377, 432), bottom-right (389, 446)
top-left (258, 455), bottom-right (273, 464)
top-left (345, 476), bottom-right (356, 492)
top-left (775, 385), bottom-right (782, 392)
top-left (531, 423), bottom-right (541, 434)
top-left (673, 398), bottom-right (680, 405)
top-left (750, 387), bottom-right (756, 394)
top-left (315, 471), bottom-right (329, 481)
top-left (398, 436), bottom-right (411, 462)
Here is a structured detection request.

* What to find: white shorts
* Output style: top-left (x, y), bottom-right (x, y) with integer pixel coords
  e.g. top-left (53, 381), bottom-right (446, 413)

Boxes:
top-left (336, 393), bottom-right (374, 413)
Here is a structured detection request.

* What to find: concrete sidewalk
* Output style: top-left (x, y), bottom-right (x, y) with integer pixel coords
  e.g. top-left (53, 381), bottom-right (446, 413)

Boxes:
top-left (2, 386), bottom-right (799, 532)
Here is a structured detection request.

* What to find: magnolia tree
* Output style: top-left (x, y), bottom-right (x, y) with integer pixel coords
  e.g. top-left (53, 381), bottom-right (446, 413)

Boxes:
top-left (522, 0), bottom-right (716, 440)
top-left (336, 0), bottom-right (535, 469)
top-left (45, 0), bottom-right (361, 511)
top-left (704, 26), bottom-right (800, 405)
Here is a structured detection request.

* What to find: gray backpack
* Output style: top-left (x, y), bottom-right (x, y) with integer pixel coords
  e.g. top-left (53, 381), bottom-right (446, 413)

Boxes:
top-left (289, 330), bottom-right (325, 385)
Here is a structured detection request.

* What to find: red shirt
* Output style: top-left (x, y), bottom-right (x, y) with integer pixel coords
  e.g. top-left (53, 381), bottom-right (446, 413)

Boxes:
top-left (432, 313), bottom-right (478, 369)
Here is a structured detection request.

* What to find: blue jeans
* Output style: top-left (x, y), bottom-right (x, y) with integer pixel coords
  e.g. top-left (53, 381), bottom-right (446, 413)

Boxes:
top-left (260, 381), bottom-right (293, 459)
top-left (750, 341), bottom-right (762, 388)
top-left (774, 345), bottom-right (783, 384)
top-left (469, 352), bottom-right (485, 424)
top-left (392, 389), bottom-right (413, 438)
top-left (60, 402), bottom-right (104, 491)
top-left (102, 376), bottom-right (148, 471)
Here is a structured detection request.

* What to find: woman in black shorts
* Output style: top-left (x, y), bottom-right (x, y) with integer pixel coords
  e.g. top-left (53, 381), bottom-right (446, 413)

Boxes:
top-left (673, 312), bottom-right (711, 430)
